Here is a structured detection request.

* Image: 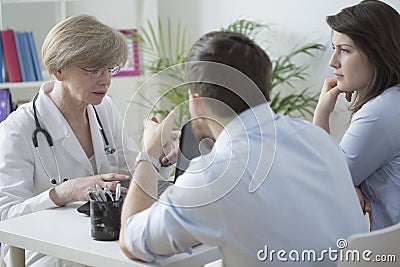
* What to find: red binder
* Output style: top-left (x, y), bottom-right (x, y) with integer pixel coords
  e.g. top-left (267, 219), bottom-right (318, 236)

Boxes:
top-left (1, 30), bottom-right (22, 82)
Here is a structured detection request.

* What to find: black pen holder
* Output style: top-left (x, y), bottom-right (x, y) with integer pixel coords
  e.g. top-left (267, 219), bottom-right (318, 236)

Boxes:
top-left (90, 197), bottom-right (123, 241)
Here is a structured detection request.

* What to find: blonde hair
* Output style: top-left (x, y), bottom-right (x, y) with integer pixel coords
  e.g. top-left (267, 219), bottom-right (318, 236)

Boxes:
top-left (42, 14), bottom-right (128, 74)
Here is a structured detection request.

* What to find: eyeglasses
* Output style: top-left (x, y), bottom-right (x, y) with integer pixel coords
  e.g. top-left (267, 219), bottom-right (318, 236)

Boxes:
top-left (77, 65), bottom-right (121, 79)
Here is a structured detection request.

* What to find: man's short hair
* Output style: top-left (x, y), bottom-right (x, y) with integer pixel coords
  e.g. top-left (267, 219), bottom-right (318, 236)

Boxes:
top-left (186, 31), bottom-right (272, 117)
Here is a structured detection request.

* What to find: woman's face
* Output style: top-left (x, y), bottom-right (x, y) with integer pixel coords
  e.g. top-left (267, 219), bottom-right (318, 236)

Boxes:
top-left (59, 65), bottom-right (113, 106)
top-left (329, 31), bottom-right (374, 92)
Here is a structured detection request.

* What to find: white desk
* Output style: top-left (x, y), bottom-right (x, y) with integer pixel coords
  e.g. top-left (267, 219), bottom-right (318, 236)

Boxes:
top-left (0, 203), bottom-right (221, 267)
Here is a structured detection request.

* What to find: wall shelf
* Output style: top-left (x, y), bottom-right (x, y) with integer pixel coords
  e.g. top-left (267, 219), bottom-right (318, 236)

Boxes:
top-left (0, 81), bottom-right (42, 90)
top-left (0, 0), bottom-right (81, 3)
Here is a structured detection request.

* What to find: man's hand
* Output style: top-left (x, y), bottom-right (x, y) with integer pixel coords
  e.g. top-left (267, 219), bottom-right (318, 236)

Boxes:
top-left (142, 110), bottom-right (178, 159)
top-left (161, 130), bottom-right (180, 166)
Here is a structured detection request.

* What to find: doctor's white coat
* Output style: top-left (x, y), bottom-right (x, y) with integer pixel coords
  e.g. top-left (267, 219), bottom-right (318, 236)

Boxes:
top-left (0, 81), bottom-right (139, 266)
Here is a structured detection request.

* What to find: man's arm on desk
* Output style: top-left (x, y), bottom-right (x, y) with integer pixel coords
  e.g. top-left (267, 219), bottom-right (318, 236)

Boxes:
top-left (120, 111), bottom-right (176, 260)
top-left (119, 175), bottom-right (201, 262)
top-left (119, 159), bottom-right (158, 260)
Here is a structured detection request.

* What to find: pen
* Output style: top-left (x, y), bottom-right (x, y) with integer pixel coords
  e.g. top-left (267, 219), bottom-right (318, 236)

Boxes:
top-left (115, 183), bottom-right (121, 201)
top-left (96, 184), bottom-right (107, 202)
top-left (87, 187), bottom-right (98, 201)
top-left (95, 184), bottom-right (111, 212)
top-left (104, 185), bottom-right (114, 202)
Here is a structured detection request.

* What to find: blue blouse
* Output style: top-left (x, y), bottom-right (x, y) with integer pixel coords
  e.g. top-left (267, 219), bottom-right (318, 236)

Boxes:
top-left (340, 85), bottom-right (400, 230)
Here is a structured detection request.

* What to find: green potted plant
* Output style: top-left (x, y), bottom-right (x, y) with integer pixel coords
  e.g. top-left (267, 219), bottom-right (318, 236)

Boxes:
top-left (125, 18), bottom-right (190, 127)
top-left (129, 17), bottom-right (325, 126)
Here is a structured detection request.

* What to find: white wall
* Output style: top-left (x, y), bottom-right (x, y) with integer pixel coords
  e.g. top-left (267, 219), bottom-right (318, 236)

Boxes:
top-left (3, 0), bottom-right (399, 142)
top-left (66, 0), bottom-right (142, 29)
top-left (1, 2), bottom-right (58, 68)
top-left (157, 0), bottom-right (400, 141)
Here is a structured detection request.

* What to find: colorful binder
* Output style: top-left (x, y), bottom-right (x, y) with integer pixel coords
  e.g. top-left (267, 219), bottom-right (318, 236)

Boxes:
top-left (21, 32), bottom-right (36, 82)
top-left (0, 89), bottom-right (12, 123)
top-left (1, 30), bottom-right (22, 82)
top-left (0, 33), bottom-right (3, 83)
top-left (14, 32), bottom-right (28, 82)
top-left (27, 32), bottom-right (43, 81)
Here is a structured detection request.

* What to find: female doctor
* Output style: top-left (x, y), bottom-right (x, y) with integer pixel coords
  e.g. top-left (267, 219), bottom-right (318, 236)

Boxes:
top-left (0, 15), bottom-right (176, 266)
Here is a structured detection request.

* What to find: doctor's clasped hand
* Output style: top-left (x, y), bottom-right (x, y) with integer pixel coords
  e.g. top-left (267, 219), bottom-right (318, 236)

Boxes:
top-left (49, 173), bottom-right (131, 206)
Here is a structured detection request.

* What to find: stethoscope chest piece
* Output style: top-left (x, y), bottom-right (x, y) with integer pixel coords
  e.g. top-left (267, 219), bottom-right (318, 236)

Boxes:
top-left (105, 147), bottom-right (116, 155)
top-left (50, 178), bottom-right (69, 185)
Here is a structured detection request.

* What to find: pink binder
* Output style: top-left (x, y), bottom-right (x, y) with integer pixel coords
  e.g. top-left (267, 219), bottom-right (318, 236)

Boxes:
top-left (1, 30), bottom-right (22, 82)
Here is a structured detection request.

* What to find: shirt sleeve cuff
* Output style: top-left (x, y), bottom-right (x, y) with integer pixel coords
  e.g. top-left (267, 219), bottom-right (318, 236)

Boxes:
top-left (42, 188), bottom-right (59, 209)
top-left (159, 165), bottom-right (174, 179)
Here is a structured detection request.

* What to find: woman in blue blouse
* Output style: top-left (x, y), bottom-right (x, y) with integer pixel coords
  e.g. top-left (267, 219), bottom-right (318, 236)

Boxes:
top-left (313, 0), bottom-right (400, 230)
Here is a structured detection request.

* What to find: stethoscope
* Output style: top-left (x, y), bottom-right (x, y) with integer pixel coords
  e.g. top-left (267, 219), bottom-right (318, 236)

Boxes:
top-left (32, 93), bottom-right (116, 185)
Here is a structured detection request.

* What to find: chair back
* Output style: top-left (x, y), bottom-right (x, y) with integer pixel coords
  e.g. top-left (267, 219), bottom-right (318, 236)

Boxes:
top-left (337, 222), bottom-right (400, 266)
